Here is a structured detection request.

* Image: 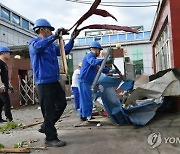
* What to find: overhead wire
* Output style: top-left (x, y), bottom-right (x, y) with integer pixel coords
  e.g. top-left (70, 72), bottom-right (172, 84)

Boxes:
top-left (65, 0), bottom-right (158, 7)
top-left (66, 0), bottom-right (158, 4)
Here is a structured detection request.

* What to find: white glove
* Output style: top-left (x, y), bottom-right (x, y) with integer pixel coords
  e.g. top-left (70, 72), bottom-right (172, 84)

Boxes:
top-left (0, 83), bottom-right (5, 93)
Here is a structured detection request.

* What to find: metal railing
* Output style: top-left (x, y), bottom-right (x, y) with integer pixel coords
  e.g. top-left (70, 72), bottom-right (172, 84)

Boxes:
top-left (18, 75), bottom-right (38, 105)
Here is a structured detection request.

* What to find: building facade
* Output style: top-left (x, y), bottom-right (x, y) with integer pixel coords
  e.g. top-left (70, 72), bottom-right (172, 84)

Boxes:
top-left (0, 3), bottom-right (36, 47)
top-left (65, 30), bottom-right (153, 76)
top-left (0, 3), bottom-right (37, 107)
top-left (150, 0), bottom-right (180, 72)
top-left (150, 0), bottom-right (180, 111)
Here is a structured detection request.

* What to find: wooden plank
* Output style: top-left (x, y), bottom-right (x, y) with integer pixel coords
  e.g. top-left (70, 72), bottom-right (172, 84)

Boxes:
top-left (59, 33), bottom-right (68, 75)
top-left (0, 148), bottom-right (30, 153)
top-left (27, 147), bottom-right (47, 150)
top-left (20, 121), bottom-right (43, 129)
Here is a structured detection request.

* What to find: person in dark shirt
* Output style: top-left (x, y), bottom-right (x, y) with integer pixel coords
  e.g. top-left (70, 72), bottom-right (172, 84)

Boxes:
top-left (0, 46), bottom-right (13, 123)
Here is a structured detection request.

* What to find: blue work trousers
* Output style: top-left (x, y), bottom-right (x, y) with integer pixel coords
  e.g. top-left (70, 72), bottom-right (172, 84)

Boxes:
top-left (72, 87), bottom-right (80, 110)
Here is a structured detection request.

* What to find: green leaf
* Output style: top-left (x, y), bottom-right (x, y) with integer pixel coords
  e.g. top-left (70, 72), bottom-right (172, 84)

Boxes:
top-left (0, 143), bottom-right (5, 149)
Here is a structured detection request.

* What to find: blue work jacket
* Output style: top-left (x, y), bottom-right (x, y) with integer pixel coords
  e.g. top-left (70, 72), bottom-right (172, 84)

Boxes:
top-left (79, 52), bottom-right (109, 85)
top-left (29, 35), bottom-right (74, 84)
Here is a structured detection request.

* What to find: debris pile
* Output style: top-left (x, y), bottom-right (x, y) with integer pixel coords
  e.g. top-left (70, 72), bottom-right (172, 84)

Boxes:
top-left (94, 68), bottom-right (180, 126)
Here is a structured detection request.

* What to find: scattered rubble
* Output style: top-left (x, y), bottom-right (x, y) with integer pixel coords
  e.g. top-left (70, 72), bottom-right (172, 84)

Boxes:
top-left (0, 139), bottom-right (47, 153)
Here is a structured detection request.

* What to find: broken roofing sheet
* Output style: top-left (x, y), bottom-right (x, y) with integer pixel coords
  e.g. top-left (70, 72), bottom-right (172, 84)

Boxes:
top-left (100, 87), bottom-right (162, 126)
top-left (96, 69), bottom-right (180, 126)
top-left (124, 69), bottom-right (180, 107)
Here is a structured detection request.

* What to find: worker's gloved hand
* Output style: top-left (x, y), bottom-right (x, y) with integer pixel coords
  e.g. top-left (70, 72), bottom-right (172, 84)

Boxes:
top-left (105, 58), bottom-right (113, 65)
top-left (0, 83), bottom-right (5, 93)
top-left (9, 86), bottom-right (14, 93)
top-left (71, 29), bottom-right (80, 39)
top-left (55, 28), bottom-right (69, 39)
top-left (109, 69), bottom-right (117, 74)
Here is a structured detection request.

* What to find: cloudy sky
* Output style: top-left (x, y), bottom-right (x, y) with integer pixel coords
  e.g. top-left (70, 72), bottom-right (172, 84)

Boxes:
top-left (1, 0), bottom-right (159, 37)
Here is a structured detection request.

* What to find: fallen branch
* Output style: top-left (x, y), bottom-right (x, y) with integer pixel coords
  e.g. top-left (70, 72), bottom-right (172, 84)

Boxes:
top-left (20, 121), bottom-right (43, 129)
top-left (27, 147), bottom-right (48, 150)
top-left (0, 147), bottom-right (48, 153)
top-left (0, 148), bottom-right (30, 153)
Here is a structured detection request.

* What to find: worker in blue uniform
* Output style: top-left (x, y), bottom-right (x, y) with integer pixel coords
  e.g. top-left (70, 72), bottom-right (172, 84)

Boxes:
top-left (78, 41), bottom-right (109, 121)
top-left (29, 18), bottom-right (79, 147)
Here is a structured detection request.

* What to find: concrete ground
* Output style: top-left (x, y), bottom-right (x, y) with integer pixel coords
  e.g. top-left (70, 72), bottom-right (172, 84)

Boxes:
top-left (0, 101), bottom-right (180, 154)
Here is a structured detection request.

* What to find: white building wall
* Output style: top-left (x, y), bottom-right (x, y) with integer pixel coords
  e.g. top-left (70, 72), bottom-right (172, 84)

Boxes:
top-left (71, 42), bottom-right (153, 76)
top-left (72, 48), bottom-right (89, 69)
top-left (66, 30), bottom-right (153, 76)
top-left (125, 43), bottom-right (153, 75)
top-left (0, 19), bottom-right (36, 46)
top-left (0, 3), bottom-right (36, 47)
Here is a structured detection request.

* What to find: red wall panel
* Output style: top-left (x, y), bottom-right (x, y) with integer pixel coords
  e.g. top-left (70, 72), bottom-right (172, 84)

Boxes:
top-left (7, 58), bottom-right (31, 107)
top-left (151, 0), bottom-right (174, 72)
top-left (170, 0), bottom-right (180, 67)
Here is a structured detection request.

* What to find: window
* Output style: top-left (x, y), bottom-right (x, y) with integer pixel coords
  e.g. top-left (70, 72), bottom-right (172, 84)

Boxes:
top-left (119, 34), bottom-right (126, 41)
top-left (86, 37), bottom-right (93, 44)
top-left (127, 33), bottom-right (134, 40)
top-left (135, 32), bottom-right (143, 40)
top-left (102, 35), bottom-right (109, 43)
top-left (144, 31), bottom-right (150, 39)
top-left (132, 49), bottom-right (143, 61)
top-left (22, 18), bottom-right (29, 30)
top-left (133, 59), bottom-right (143, 75)
top-left (155, 25), bottom-right (171, 71)
top-left (30, 23), bottom-right (34, 32)
top-left (110, 35), bottom-right (117, 42)
top-left (94, 37), bottom-right (101, 41)
top-left (12, 13), bottom-right (20, 25)
top-left (132, 48), bottom-right (143, 75)
top-left (79, 38), bottom-right (86, 45)
top-left (1, 7), bottom-right (10, 21)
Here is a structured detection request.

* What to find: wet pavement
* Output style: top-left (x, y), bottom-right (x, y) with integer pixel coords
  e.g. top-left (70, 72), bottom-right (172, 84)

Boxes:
top-left (0, 101), bottom-right (180, 154)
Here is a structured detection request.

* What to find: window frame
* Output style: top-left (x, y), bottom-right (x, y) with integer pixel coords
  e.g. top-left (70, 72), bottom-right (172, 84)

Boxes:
top-left (12, 13), bottom-right (20, 25)
top-left (1, 7), bottom-right (10, 21)
top-left (155, 25), bottom-right (171, 71)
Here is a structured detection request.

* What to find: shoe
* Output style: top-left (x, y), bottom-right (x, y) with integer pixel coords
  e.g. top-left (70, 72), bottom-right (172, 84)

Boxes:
top-left (91, 112), bottom-right (100, 116)
top-left (0, 119), bottom-right (7, 123)
top-left (87, 116), bottom-right (95, 120)
top-left (80, 117), bottom-right (87, 121)
top-left (38, 127), bottom-right (45, 133)
top-left (76, 109), bottom-right (80, 115)
top-left (6, 118), bottom-right (13, 122)
top-left (45, 139), bottom-right (66, 147)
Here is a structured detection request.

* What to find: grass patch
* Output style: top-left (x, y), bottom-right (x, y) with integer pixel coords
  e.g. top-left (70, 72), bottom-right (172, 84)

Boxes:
top-left (0, 143), bottom-right (5, 149)
top-left (0, 121), bottom-right (18, 132)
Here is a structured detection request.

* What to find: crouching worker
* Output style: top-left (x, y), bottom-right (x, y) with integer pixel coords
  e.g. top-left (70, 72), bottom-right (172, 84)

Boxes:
top-left (78, 41), bottom-right (110, 121)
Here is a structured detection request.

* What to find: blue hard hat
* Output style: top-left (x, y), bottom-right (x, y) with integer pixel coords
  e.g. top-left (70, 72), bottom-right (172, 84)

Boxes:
top-left (33, 18), bottom-right (55, 31)
top-left (0, 46), bottom-right (11, 53)
top-left (90, 41), bottom-right (103, 50)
